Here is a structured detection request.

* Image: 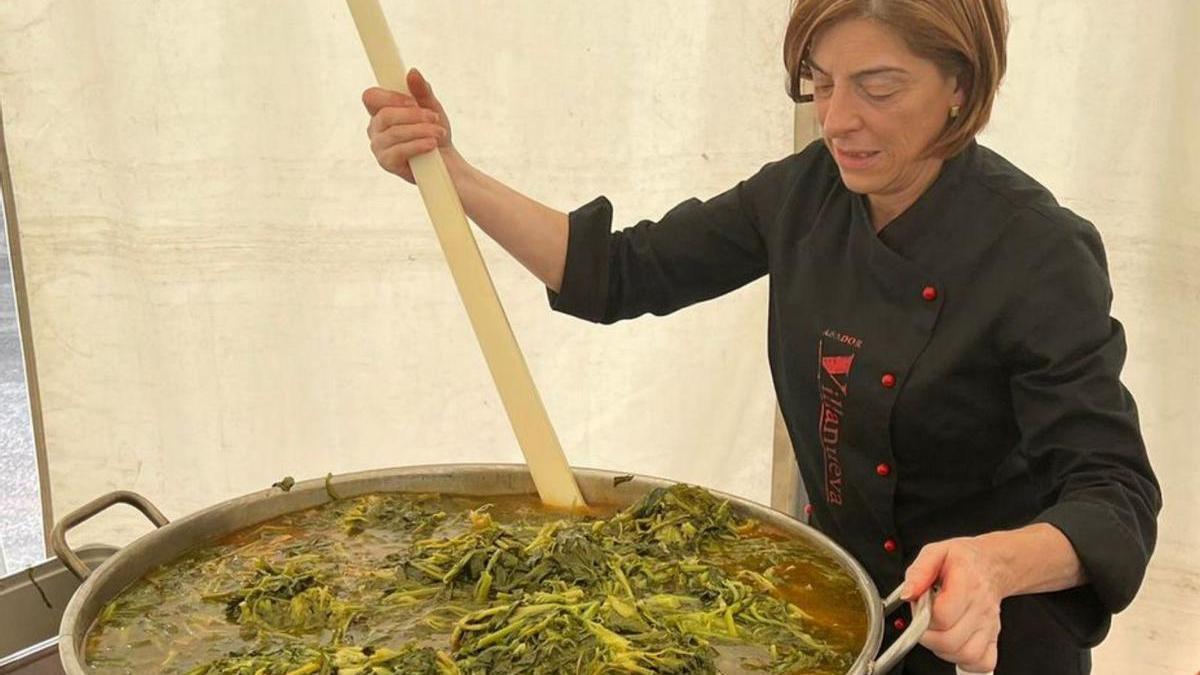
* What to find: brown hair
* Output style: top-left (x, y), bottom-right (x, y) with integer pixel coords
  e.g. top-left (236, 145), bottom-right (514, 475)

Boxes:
top-left (784, 0), bottom-right (1009, 158)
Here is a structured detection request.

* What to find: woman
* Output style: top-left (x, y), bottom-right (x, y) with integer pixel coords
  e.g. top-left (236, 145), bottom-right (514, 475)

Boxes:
top-left (361, 1), bottom-right (1160, 672)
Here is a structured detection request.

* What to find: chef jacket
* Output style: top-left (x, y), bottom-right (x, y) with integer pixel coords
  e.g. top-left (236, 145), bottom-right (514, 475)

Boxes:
top-left (545, 139), bottom-right (1161, 674)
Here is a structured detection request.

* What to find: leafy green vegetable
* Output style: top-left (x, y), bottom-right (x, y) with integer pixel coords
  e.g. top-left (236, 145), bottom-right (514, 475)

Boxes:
top-left (385, 486), bottom-right (852, 673)
top-left (324, 473), bottom-right (341, 500)
top-left (341, 493), bottom-right (446, 536)
top-left (204, 559), bottom-right (359, 639)
top-left (451, 589), bottom-right (717, 674)
top-left (183, 642), bottom-right (457, 675)
top-left (87, 485), bottom-right (864, 675)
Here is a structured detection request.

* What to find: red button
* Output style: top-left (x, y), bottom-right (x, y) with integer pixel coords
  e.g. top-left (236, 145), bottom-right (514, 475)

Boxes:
top-left (876, 463), bottom-right (892, 477)
top-left (881, 373), bottom-right (897, 388)
top-left (883, 538), bottom-right (898, 553)
top-left (922, 286), bottom-right (938, 301)
top-left (893, 617), bottom-right (908, 631)
top-left (804, 503), bottom-right (814, 516)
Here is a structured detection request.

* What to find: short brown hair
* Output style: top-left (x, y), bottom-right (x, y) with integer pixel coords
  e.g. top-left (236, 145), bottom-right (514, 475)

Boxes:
top-left (784, 0), bottom-right (1009, 158)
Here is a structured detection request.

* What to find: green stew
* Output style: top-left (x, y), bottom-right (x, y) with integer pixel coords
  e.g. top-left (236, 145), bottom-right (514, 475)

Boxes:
top-left (85, 485), bottom-right (867, 674)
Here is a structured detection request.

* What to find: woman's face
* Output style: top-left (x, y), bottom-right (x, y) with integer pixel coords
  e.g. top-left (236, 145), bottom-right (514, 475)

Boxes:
top-left (809, 17), bottom-right (964, 197)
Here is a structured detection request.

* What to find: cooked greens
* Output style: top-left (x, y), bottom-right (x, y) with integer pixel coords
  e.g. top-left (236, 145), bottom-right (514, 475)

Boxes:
top-left (183, 643), bottom-right (453, 675)
top-left (85, 485), bottom-right (866, 674)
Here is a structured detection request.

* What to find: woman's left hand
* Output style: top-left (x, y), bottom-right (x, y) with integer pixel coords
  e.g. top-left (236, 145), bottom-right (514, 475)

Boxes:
top-left (902, 537), bottom-right (1008, 673)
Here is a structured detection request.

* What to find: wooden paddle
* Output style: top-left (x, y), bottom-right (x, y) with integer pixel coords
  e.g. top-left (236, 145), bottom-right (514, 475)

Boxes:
top-left (346, 0), bottom-right (585, 509)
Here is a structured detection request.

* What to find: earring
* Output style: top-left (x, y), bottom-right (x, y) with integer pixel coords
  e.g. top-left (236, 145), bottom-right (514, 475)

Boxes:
top-left (949, 105), bottom-right (961, 119)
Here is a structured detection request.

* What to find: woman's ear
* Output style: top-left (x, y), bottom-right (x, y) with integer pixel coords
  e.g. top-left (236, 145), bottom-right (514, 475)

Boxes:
top-left (950, 75), bottom-right (967, 107)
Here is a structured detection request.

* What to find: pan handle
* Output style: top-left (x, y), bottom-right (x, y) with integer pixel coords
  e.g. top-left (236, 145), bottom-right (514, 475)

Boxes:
top-left (51, 491), bottom-right (169, 581)
top-left (870, 583), bottom-right (933, 674)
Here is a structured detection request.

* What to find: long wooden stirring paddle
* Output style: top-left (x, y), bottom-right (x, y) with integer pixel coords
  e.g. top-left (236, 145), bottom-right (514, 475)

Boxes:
top-left (346, 0), bottom-right (585, 509)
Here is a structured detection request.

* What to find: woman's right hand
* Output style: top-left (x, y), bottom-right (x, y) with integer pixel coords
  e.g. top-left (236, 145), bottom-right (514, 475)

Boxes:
top-left (362, 68), bottom-right (452, 184)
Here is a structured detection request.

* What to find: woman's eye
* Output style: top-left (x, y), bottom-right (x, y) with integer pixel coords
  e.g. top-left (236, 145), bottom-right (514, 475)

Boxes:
top-left (813, 83), bottom-right (834, 97)
top-left (864, 89), bottom-right (897, 102)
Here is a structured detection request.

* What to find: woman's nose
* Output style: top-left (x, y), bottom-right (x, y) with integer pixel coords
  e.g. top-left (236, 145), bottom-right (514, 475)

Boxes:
top-left (819, 85), bottom-right (863, 137)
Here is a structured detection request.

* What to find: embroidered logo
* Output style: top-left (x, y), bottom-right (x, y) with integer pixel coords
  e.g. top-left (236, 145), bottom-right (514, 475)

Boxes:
top-left (818, 329), bottom-right (862, 507)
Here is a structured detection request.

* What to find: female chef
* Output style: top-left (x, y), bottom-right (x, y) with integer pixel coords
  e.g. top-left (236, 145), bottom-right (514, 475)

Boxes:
top-left (361, 1), bottom-right (1160, 672)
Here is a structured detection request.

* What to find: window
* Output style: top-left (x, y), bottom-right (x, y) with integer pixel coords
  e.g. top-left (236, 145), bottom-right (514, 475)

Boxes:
top-left (0, 122), bottom-right (46, 574)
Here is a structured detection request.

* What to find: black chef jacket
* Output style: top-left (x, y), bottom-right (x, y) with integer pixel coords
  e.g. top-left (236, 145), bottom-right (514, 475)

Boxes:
top-left (546, 139), bottom-right (1161, 674)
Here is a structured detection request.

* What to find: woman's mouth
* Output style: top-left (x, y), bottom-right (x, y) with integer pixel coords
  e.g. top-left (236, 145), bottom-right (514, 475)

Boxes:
top-left (834, 147), bottom-right (880, 171)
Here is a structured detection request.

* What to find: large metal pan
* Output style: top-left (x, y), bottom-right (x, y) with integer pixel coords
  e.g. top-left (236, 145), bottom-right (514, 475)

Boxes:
top-left (51, 464), bottom-right (930, 674)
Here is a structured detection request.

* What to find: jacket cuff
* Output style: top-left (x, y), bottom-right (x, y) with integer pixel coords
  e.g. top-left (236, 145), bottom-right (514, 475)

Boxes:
top-left (1034, 500), bottom-right (1149, 613)
top-left (546, 196), bottom-right (614, 323)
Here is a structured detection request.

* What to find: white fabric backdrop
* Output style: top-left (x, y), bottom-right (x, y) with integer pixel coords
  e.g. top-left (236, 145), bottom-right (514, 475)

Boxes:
top-left (0, 1), bottom-right (1195, 672)
top-left (980, 3), bottom-right (1199, 671)
top-left (0, 0), bottom-right (788, 547)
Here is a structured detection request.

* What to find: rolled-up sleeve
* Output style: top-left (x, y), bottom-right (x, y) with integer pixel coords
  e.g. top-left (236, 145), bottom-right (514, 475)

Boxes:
top-left (1001, 212), bottom-right (1162, 613)
top-left (546, 196), bottom-right (621, 322)
top-left (546, 173), bottom-right (774, 324)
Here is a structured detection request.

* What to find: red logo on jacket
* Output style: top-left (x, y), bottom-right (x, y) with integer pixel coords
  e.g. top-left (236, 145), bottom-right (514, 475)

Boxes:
top-left (818, 329), bottom-right (861, 507)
